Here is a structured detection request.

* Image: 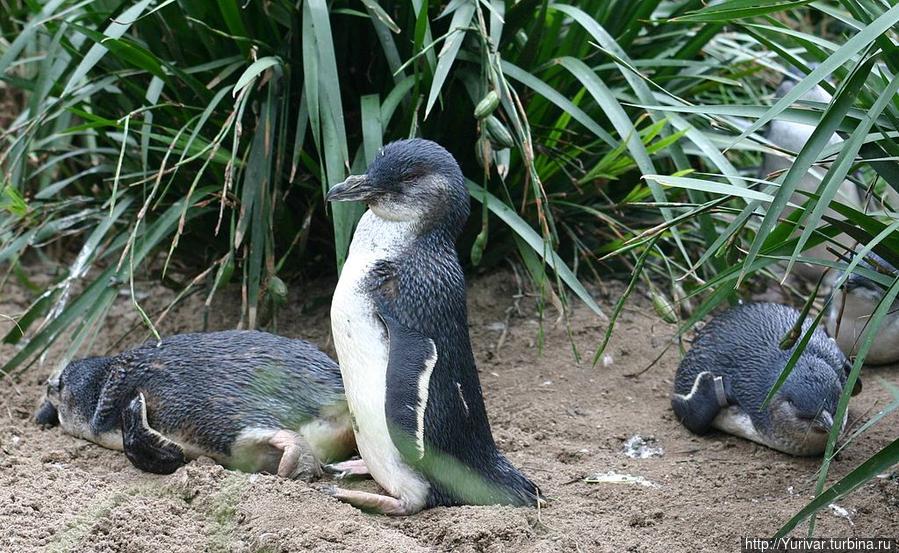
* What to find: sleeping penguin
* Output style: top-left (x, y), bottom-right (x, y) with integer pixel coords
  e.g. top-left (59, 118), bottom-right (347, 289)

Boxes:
top-left (826, 252), bottom-right (899, 365)
top-left (672, 303), bottom-right (860, 456)
top-left (324, 138), bottom-right (540, 515)
top-left (34, 330), bottom-right (355, 478)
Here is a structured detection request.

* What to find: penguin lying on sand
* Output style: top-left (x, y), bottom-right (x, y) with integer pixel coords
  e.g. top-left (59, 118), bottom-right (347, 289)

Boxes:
top-left (672, 303), bottom-right (860, 456)
top-left (759, 70), bottom-right (861, 281)
top-left (324, 138), bottom-right (540, 515)
top-left (34, 330), bottom-right (355, 478)
top-left (826, 252), bottom-right (899, 365)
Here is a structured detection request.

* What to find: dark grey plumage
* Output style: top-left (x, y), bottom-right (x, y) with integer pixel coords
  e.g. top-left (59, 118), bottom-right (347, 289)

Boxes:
top-left (327, 138), bottom-right (539, 514)
top-left (673, 303), bottom-right (855, 456)
top-left (36, 330), bottom-right (355, 476)
top-left (371, 218), bottom-right (536, 508)
top-left (842, 252), bottom-right (897, 299)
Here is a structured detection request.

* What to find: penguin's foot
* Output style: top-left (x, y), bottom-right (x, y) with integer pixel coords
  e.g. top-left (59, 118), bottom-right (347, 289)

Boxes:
top-left (269, 430), bottom-right (316, 478)
top-left (323, 486), bottom-right (417, 516)
top-left (322, 458), bottom-right (371, 480)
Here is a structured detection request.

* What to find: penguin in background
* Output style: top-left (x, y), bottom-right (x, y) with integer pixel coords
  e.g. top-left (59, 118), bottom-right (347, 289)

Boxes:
top-left (759, 68), bottom-right (862, 282)
top-left (324, 138), bottom-right (540, 515)
top-left (672, 303), bottom-right (860, 456)
top-left (827, 251), bottom-right (899, 365)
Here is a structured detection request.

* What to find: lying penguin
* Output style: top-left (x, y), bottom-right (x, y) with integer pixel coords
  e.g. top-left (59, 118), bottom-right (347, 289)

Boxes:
top-left (759, 70), bottom-right (861, 281)
top-left (34, 330), bottom-right (355, 477)
top-left (826, 252), bottom-right (899, 365)
top-left (672, 303), bottom-right (860, 456)
top-left (324, 138), bottom-right (540, 515)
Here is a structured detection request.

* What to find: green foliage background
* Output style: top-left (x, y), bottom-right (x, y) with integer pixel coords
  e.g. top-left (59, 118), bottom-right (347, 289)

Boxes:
top-left (1, 0), bottom-right (897, 536)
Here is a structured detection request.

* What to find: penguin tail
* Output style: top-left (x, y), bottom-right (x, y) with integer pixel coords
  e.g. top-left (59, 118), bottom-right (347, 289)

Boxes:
top-left (426, 449), bottom-right (541, 508)
top-left (482, 453), bottom-right (542, 507)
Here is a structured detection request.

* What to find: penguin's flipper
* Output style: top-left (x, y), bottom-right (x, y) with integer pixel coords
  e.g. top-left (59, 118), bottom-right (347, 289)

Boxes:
top-left (90, 359), bottom-right (133, 434)
top-left (672, 371), bottom-right (728, 435)
top-left (121, 393), bottom-right (186, 474)
top-left (376, 310), bottom-right (438, 463)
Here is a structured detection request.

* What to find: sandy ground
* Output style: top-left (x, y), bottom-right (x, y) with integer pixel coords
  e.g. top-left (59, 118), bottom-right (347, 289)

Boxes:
top-left (0, 267), bottom-right (896, 552)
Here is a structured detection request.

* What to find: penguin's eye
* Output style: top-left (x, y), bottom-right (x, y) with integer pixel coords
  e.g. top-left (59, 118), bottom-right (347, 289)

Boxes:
top-left (402, 167), bottom-right (428, 183)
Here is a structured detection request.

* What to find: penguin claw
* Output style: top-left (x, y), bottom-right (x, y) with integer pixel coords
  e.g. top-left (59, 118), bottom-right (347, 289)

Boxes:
top-left (322, 458), bottom-right (371, 480)
top-left (314, 483), bottom-right (338, 496)
top-left (320, 465), bottom-right (348, 478)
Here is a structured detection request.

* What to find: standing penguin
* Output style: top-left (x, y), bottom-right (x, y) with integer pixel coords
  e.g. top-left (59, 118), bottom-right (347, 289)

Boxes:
top-left (760, 71), bottom-right (861, 281)
top-left (826, 252), bottom-right (899, 365)
top-left (324, 138), bottom-right (539, 515)
top-left (34, 330), bottom-right (355, 478)
top-left (672, 303), bottom-right (860, 456)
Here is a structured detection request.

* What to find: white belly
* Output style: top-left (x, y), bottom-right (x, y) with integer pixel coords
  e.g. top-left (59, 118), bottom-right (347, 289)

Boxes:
top-left (331, 212), bottom-right (430, 510)
top-left (712, 406), bottom-right (764, 445)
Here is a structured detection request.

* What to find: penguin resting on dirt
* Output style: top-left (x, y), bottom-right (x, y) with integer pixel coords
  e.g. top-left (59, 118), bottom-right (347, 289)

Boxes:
top-left (672, 303), bottom-right (860, 456)
top-left (34, 330), bottom-right (355, 478)
top-left (826, 252), bottom-right (899, 365)
top-left (324, 138), bottom-right (540, 515)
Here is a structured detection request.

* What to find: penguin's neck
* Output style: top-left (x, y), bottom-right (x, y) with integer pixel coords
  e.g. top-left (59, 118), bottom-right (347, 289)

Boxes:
top-left (349, 210), bottom-right (444, 259)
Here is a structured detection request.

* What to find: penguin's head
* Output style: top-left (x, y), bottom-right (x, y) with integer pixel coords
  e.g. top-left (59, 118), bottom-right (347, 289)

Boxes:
top-left (36, 356), bottom-right (113, 434)
top-left (844, 252), bottom-right (897, 304)
top-left (326, 139), bottom-right (469, 229)
top-left (766, 353), bottom-right (856, 455)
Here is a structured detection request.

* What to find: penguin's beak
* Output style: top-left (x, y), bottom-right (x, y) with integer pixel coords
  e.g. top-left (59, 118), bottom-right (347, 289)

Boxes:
top-left (326, 174), bottom-right (376, 203)
top-left (812, 411), bottom-right (834, 434)
top-left (34, 399), bottom-right (59, 427)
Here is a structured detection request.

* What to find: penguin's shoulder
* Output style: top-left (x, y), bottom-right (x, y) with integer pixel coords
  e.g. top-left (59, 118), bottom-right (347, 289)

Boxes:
top-left (374, 239), bottom-right (466, 326)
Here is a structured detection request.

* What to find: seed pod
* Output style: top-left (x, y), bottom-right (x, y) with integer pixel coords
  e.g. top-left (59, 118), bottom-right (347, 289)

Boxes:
top-left (474, 90), bottom-right (500, 119)
top-left (671, 281), bottom-right (692, 317)
top-left (651, 289), bottom-right (677, 324)
top-left (494, 148), bottom-right (510, 180)
top-left (471, 228), bottom-right (488, 266)
top-left (485, 115), bottom-right (514, 148)
top-left (267, 275), bottom-right (288, 306)
top-left (475, 136), bottom-right (493, 170)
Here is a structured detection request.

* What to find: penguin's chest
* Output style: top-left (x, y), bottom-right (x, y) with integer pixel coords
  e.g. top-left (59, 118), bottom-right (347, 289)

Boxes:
top-left (330, 214), bottom-right (430, 506)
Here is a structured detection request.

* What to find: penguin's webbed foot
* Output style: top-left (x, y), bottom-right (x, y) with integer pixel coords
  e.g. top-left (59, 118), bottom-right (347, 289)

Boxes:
top-left (269, 430), bottom-right (314, 479)
top-left (322, 458), bottom-right (371, 480)
top-left (322, 486), bottom-right (418, 516)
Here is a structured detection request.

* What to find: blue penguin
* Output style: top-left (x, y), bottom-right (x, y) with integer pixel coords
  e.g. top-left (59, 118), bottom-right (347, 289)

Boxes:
top-left (672, 303), bottom-right (860, 456)
top-left (324, 138), bottom-right (539, 515)
top-left (826, 252), bottom-right (899, 365)
top-left (759, 70), bottom-right (861, 280)
top-left (34, 330), bottom-right (355, 477)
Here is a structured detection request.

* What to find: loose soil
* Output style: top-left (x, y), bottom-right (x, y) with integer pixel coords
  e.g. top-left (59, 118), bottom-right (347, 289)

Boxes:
top-left (1, 267), bottom-right (896, 552)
